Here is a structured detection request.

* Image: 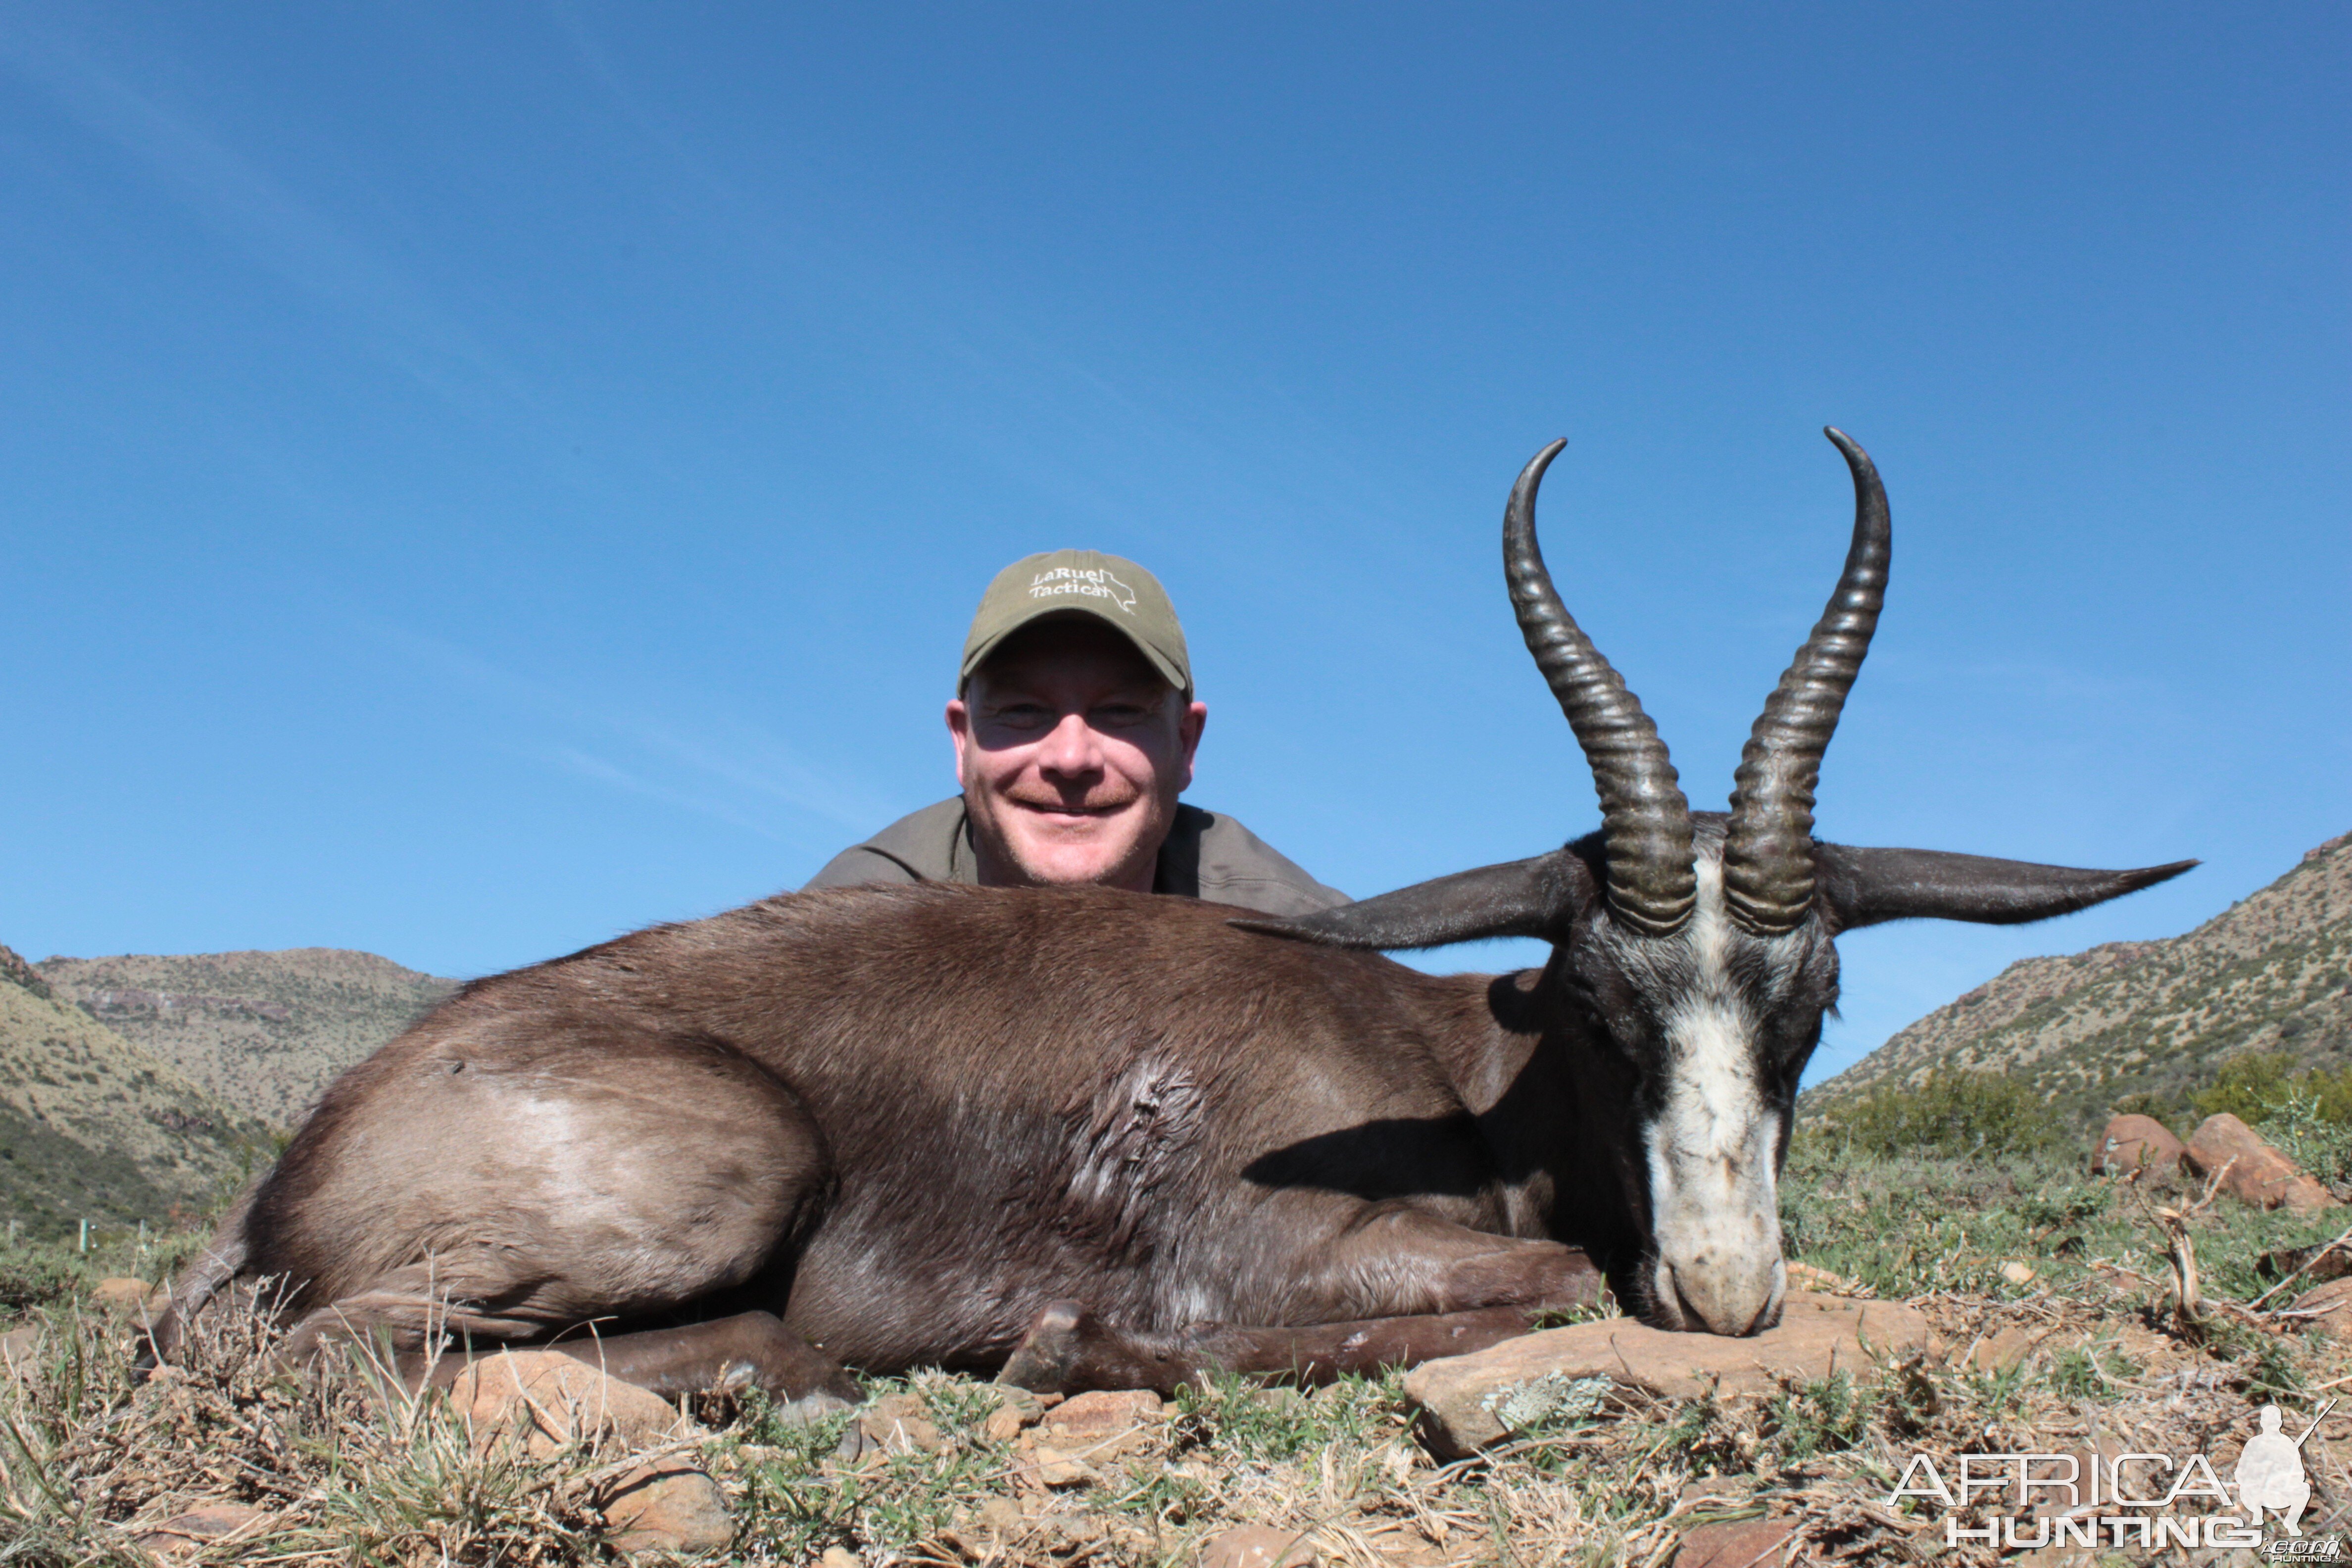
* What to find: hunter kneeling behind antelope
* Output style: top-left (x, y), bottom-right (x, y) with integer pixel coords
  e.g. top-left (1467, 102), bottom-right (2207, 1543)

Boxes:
top-left (152, 430), bottom-right (2189, 1410)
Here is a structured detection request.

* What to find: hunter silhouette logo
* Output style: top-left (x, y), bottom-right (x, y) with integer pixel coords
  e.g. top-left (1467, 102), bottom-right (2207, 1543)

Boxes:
top-left (1028, 565), bottom-right (1137, 613)
top-left (2241, 1402), bottom-right (2322, 1537)
top-left (1887, 1398), bottom-right (2338, 1552)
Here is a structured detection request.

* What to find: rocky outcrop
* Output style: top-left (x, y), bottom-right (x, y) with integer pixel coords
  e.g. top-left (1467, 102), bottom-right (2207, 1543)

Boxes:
top-left (0, 944), bottom-right (50, 1000)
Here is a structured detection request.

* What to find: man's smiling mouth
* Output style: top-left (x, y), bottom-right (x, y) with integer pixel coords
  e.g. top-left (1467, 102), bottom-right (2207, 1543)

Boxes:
top-left (1014, 800), bottom-right (1130, 819)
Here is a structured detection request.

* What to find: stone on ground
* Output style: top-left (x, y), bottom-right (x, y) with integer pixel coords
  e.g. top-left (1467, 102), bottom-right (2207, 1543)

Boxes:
top-left (2088, 1114), bottom-right (2185, 1179)
top-left (0, 1323), bottom-right (43, 1370)
top-left (1965, 1324), bottom-right (2051, 1372)
top-left (1782, 1262), bottom-right (1866, 1295)
top-left (134, 1502), bottom-right (267, 1559)
top-left (1041, 1388), bottom-right (1163, 1460)
top-left (2185, 1113), bottom-right (2338, 1211)
top-left (447, 1349), bottom-right (696, 1454)
top-left (92, 1277), bottom-right (164, 1315)
top-left (1672, 1517), bottom-right (1796, 1568)
top-left (1196, 1523), bottom-right (1318, 1568)
top-left (859, 1391), bottom-right (944, 1452)
top-left (1404, 1291), bottom-right (1934, 1459)
top-left (1026, 1444), bottom-right (1094, 1486)
top-left (2293, 1276), bottom-right (2352, 1338)
top-left (602, 1461), bottom-right (733, 1556)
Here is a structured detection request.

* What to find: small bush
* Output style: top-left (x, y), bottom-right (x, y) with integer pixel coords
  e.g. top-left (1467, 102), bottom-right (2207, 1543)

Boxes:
top-left (1829, 1070), bottom-right (2061, 1159)
top-left (2194, 1050), bottom-right (2352, 1128)
top-left (0, 1248), bottom-right (82, 1312)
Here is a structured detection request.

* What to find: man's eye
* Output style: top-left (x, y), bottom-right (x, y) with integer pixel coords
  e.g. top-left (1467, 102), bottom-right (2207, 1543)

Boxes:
top-left (1093, 703), bottom-right (1151, 725)
top-left (993, 704), bottom-right (1053, 726)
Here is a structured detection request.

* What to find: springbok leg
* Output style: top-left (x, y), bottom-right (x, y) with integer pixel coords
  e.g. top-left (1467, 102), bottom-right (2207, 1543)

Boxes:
top-left (997, 1301), bottom-right (1569, 1395)
top-left (406, 1311), bottom-right (862, 1410)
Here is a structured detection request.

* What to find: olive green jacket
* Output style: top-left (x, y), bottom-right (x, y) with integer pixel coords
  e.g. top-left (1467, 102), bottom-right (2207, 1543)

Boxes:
top-left (801, 797), bottom-right (1347, 917)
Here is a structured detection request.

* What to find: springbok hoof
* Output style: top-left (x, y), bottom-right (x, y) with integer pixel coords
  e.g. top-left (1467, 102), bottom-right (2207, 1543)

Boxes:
top-left (997, 1300), bottom-right (1087, 1393)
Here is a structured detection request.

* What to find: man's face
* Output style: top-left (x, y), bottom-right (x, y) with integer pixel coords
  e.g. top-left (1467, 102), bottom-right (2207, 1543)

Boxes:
top-left (947, 616), bottom-right (1207, 892)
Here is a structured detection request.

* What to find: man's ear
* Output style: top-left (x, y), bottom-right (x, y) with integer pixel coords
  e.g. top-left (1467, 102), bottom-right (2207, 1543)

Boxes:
top-left (1176, 698), bottom-right (1206, 790)
top-left (946, 695), bottom-right (976, 788)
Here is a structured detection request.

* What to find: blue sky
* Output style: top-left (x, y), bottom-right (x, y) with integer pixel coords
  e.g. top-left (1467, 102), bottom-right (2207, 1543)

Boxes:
top-left (2, 3), bottom-right (2344, 1086)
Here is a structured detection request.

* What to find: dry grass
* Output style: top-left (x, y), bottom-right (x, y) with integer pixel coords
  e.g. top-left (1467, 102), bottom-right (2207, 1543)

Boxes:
top-left (7, 1145), bottom-right (2352, 1566)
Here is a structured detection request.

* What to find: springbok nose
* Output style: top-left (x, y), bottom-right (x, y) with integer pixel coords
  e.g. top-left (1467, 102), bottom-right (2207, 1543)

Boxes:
top-left (1668, 1257), bottom-right (1784, 1337)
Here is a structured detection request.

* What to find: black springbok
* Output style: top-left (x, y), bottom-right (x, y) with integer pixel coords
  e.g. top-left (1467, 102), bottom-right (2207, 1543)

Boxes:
top-left (155, 431), bottom-right (2188, 1402)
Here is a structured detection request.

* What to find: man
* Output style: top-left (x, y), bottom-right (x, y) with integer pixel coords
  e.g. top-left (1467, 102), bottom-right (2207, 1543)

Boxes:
top-left (804, 549), bottom-right (1345, 916)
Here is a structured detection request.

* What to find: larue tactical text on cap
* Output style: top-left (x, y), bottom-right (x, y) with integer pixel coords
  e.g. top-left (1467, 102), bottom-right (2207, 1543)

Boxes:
top-left (959, 548), bottom-right (1193, 695)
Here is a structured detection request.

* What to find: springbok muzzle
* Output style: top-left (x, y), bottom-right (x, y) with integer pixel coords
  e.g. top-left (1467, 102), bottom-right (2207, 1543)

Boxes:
top-left (1647, 1156), bottom-right (1788, 1336)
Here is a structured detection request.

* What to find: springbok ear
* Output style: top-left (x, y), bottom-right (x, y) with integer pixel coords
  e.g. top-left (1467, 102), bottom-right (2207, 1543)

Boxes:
top-left (1233, 852), bottom-right (1594, 951)
top-left (1813, 843), bottom-right (2197, 931)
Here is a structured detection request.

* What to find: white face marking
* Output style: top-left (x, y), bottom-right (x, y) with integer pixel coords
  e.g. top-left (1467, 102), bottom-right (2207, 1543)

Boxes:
top-left (1636, 856), bottom-right (1789, 1335)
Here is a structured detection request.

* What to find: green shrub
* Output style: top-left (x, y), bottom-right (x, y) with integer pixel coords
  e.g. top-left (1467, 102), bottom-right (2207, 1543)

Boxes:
top-left (2193, 1051), bottom-right (2352, 1127)
top-left (1830, 1069), bottom-right (2061, 1158)
top-left (0, 1246), bottom-right (82, 1312)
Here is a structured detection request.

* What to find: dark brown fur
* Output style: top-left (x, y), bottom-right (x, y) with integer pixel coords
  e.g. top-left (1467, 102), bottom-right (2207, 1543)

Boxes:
top-left (168, 881), bottom-right (1609, 1398)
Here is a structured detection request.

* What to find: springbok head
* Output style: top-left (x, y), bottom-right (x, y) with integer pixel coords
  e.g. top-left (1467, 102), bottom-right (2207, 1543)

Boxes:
top-left (1256, 431), bottom-right (2191, 1335)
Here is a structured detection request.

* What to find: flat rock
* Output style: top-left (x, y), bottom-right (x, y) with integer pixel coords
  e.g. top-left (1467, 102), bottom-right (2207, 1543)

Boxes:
top-left (2089, 1114), bottom-right (2185, 1179)
top-left (134, 1502), bottom-right (267, 1558)
top-left (0, 1324), bottom-right (43, 1370)
top-left (92, 1277), bottom-right (164, 1316)
top-left (1673, 1517), bottom-right (1795, 1568)
top-left (1965, 1324), bottom-right (2050, 1372)
top-left (969, 1495), bottom-right (1026, 1535)
top-left (1027, 1444), bottom-right (1094, 1486)
top-left (1404, 1291), bottom-right (1933, 1458)
top-left (1197, 1523), bottom-right (1318, 1568)
top-left (603, 1461), bottom-right (732, 1556)
top-left (859, 1391), bottom-right (943, 1452)
top-left (2293, 1277), bottom-right (2352, 1338)
top-left (1043, 1388), bottom-right (1163, 1459)
top-left (2186, 1113), bottom-right (2339, 1211)
top-left (447, 1350), bottom-right (694, 1456)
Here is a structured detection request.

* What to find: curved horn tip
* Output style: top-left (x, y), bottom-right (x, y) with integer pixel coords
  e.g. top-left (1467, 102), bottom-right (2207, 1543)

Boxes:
top-left (1517, 438), bottom-right (1569, 485)
top-left (1821, 426), bottom-right (1878, 472)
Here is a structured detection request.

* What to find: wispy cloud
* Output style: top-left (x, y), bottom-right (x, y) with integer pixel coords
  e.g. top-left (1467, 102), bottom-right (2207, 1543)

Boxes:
top-left (0, 20), bottom-right (616, 490)
top-left (361, 619), bottom-right (900, 841)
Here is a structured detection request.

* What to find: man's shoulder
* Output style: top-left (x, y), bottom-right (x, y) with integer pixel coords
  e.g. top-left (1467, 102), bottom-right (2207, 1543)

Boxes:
top-left (801, 798), bottom-right (968, 891)
top-left (1165, 804), bottom-right (1348, 916)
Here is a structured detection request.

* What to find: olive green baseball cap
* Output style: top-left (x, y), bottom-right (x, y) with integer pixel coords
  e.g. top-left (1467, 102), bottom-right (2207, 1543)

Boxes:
top-left (960, 549), bottom-right (1193, 696)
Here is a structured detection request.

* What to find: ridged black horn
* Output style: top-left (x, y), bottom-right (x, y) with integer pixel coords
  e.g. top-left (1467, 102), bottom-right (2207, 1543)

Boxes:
top-left (1721, 428), bottom-right (1892, 934)
top-left (1506, 440), bottom-right (1694, 936)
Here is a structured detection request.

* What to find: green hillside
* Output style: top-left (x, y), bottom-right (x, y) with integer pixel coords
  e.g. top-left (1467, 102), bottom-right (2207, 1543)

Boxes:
top-left (0, 943), bottom-right (269, 1239)
top-left (37, 947), bottom-right (457, 1128)
top-left (1805, 830), bottom-right (2352, 1131)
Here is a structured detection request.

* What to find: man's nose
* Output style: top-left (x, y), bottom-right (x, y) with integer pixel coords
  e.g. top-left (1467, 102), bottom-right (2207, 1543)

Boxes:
top-left (1034, 712), bottom-right (1104, 776)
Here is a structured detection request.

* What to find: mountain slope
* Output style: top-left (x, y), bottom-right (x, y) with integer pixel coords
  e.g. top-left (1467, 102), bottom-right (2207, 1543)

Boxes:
top-left (36, 949), bottom-right (458, 1129)
top-left (0, 942), bottom-right (268, 1237)
top-left (1805, 831), bottom-right (2352, 1129)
